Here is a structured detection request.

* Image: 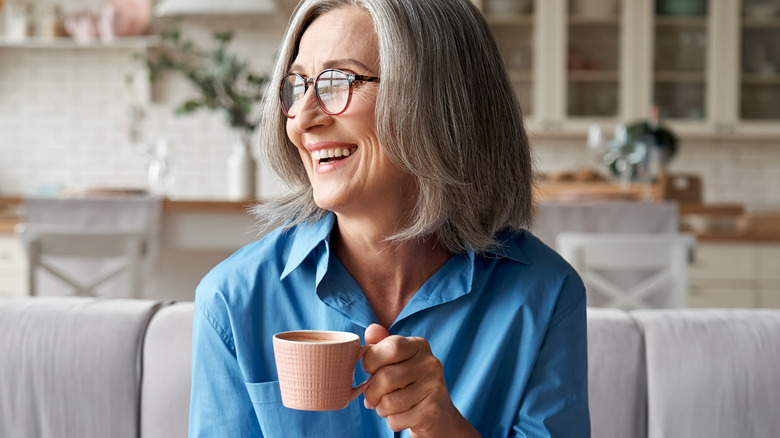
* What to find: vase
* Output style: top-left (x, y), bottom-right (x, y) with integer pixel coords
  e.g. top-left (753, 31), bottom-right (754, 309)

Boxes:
top-left (227, 135), bottom-right (257, 201)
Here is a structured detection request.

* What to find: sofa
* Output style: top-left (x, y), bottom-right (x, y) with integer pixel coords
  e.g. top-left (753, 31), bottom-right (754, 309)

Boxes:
top-left (1, 296), bottom-right (779, 438)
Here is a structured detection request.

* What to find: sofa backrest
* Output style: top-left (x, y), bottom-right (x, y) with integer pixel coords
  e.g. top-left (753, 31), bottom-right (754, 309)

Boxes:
top-left (633, 309), bottom-right (780, 438)
top-left (4, 297), bottom-right (780, 438)
top-left (141, 302), bottom-right (194, 438)
top-left (0, 296), bottom-right (163, 438)
top-left (586, 308), bottom-right (648, 438)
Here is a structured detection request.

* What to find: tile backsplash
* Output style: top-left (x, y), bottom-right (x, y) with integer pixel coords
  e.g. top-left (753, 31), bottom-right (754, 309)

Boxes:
top-left (1, 9), bottom-right (779, 211)
top-left (1, 12), bottom-right (289, 200)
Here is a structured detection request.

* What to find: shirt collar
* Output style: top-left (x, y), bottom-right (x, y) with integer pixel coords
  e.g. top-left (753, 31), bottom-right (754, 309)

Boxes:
top-left (280, 215), bottom-right (531, 280)
top-left (280, 213), bottom-right (335, 280)
top-left (483, 230), bottom-right (531, 265)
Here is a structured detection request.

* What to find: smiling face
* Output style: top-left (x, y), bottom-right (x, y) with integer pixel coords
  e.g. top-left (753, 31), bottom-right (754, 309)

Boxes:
top-left (285, 6), bottom-right (415, 223)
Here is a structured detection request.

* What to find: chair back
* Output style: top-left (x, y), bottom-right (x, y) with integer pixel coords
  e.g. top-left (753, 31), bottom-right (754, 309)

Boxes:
top-left (556, 232), bottom-right (695, 309)
top-left (20, 225), bottom-right (146, 298)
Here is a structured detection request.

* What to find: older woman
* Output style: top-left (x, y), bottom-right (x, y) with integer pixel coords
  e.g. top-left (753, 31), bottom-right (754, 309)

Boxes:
top-left (189, 0), bottom-right (589, 437)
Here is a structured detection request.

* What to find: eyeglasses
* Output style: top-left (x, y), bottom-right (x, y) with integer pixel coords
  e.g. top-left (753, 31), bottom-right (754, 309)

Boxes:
top-left (279, 68), bottom-right (380, 118)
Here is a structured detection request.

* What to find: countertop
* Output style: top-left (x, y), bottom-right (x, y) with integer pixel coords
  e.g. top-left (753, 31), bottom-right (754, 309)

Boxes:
top-left (2, 195), bottom-right (779, 242)
top-left (0, 195), bottom-right (256, 233)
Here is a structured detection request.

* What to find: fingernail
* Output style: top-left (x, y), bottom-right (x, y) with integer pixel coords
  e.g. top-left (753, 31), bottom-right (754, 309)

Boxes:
top-left (363, 398), bottom-right (374, 410)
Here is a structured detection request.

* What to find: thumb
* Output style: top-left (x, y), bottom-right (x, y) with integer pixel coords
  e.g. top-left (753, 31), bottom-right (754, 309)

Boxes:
top-left (364, 323), bottom-right (390, 345)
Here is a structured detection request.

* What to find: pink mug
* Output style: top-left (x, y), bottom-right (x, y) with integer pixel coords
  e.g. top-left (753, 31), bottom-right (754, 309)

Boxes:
top-left (273, 330), bottom-right (370, 411)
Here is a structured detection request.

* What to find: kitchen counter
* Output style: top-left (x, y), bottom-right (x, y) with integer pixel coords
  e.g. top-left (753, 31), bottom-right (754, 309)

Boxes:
top-left (2, 195), bottom-right (780, 242)
top-left (0, 196), bottom-right (256, 229)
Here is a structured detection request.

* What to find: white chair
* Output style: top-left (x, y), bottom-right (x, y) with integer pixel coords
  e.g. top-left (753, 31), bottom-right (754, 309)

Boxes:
top-left (556, 232), bottom-right (696, 309)
top-left (19, 225), bottom-right (147, 298)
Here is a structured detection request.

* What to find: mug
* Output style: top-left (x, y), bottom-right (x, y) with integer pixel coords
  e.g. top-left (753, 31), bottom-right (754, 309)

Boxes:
top-left (272, 330), bottom-right (370, 411)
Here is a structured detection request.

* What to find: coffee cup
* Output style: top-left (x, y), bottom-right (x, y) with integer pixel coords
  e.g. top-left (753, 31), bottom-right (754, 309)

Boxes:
top-left (272, 330), bottom-right (370, 411)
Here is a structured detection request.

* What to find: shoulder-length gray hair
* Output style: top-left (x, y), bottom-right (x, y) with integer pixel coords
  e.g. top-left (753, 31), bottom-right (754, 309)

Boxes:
top-left (254, 0), bottom-right (535, 254)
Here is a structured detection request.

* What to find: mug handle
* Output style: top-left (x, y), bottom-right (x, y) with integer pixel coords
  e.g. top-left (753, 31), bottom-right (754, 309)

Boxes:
top-left (349, 344), bottom-right (373, 401)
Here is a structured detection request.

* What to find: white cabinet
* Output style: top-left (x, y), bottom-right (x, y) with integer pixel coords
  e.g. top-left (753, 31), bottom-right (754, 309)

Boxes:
top-left (688, 242), bottom-right (780, 309)
top-left (0, 234), bottom-right (28, 297)
top-left (474, 0), bottom-right (780, 138)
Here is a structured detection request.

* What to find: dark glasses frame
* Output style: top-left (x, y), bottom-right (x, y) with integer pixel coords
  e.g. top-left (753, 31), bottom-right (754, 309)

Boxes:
top-left (279, 68), bottom-right (380, 118)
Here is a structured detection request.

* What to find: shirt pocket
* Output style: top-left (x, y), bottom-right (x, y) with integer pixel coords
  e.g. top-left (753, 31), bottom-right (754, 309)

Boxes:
top-left (244, 380), bottom-right (366, 438)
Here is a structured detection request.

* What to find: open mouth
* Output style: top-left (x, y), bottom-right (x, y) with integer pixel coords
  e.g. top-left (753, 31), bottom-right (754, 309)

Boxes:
top-left (311, 147), bottom-right (358, 165)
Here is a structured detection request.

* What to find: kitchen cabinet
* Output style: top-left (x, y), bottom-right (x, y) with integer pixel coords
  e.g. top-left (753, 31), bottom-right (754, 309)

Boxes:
top-left (688, 242), bottom-right (780, 308)
top-left (473, 0), bottom-right (780, 138)
top-left (0, 234), bottom-right (28, 297)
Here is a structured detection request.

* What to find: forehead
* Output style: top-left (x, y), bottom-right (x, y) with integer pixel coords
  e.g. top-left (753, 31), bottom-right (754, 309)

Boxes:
top-left (292, 6), bottom-right (379, 73)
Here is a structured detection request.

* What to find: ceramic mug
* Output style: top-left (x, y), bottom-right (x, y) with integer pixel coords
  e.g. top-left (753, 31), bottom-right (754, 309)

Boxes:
top-left (273, 330), bottom-right (370, 411)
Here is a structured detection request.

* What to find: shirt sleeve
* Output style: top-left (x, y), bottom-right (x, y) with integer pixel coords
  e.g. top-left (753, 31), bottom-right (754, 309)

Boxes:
top-left (513, 273), bottom-right (591, 437)
top-left (188, 296), bottom-right (262, 438)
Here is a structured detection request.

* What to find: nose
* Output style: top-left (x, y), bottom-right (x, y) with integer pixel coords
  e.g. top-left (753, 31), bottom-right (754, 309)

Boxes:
top-left (288, 85), bottom-right (331, 133)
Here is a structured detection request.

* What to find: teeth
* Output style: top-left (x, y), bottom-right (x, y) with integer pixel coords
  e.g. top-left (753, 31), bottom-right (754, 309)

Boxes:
top-left (310, 147), bottom-right (356, 164)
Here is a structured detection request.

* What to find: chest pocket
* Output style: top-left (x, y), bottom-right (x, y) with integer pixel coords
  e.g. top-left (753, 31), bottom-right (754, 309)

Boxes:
top-left (245, 381), bottom-right (366, 438)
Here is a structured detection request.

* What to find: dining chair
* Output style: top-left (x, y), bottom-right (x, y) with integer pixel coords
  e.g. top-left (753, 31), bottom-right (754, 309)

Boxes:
top-left (19, 225), bottom-right (147, 298)
top-left (555, 232), bottom-right (696, 309)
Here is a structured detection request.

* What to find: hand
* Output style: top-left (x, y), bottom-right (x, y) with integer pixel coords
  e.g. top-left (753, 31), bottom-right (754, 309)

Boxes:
top-left (361, 324), bottom-right (480, 438)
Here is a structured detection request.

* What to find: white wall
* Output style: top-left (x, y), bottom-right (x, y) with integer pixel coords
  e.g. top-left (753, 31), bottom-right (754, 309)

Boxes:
top-left (0, 8), bottom-right (289, 200)
top-left (1, 3), bottom-right (779, 211)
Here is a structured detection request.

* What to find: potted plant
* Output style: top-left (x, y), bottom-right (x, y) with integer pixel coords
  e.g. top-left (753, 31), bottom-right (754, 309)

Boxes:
top-left (139, 27), bottom-right (269, 200)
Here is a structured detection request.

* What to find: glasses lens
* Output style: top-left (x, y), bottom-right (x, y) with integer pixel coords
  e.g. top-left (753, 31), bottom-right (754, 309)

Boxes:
top-left (316, 70), bottom-right (351, 114)
top-left (281, 74), bottom-right (306, 117)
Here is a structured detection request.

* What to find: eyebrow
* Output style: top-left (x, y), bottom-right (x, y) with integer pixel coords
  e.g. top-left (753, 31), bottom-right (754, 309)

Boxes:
top-left (289, 58), bottom-right (378, 75)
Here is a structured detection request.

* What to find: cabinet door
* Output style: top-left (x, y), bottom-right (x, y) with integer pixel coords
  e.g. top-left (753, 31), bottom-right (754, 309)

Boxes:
top-left (735, 0), bottom-right (780, 134)
top-left (565, 0), bottom-right (622, 119)
top-left (688, 242), bottom-right (756, 281)
top-left (651, 0), bottom-right (711, 124)
top-left (0, 234), bottom-right (29, 297)
top-left (688, 284), bottom-right (758, 308)
top-left (483, 0), bottom-right (536, 117)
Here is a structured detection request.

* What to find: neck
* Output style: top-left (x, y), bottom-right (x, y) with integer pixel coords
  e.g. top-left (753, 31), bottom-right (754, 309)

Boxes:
top-left (332, 214), bottom-right (452, 328)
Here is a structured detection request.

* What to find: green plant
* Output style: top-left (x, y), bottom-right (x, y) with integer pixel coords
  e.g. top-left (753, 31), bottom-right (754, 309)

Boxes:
top-left (141, 27), bottom-right (269, 139)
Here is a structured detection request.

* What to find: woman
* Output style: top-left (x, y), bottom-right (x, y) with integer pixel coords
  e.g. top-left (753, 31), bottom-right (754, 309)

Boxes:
top-left (189, 0), bottom-right (590, 436)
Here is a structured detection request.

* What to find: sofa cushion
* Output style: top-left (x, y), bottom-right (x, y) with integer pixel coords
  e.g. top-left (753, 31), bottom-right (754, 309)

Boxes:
top-left (141, 302), bottom-right (195, 438)
top-left (633, 309), bottom-right (780, 438)
top-left (0, 296), bottom-right (163, 438)
top-left (587, 307), bottom-right (647, 438)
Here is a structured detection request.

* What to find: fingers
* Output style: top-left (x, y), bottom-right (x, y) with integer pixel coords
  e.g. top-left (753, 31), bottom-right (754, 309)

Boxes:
top-left (362, 337), bottom-right (441, 409)
top-left (364, 323), bottom-right (390, 345)
top-left (362, 335), bottom-right (426, 375)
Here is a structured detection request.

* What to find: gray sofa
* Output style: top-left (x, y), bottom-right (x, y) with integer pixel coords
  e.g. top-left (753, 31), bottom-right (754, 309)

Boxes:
top-left (1, 297), bottom-right (779, 438)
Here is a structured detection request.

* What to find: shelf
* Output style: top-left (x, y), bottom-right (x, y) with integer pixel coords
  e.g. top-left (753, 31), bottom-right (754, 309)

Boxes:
top-left (655, 16), bottom-right (708, 27)
top-left (741, 73), bottom-right (780, 84)
top-left (741, 17), bottom-right (780, 28)
top-left (568, 16), bottom-right (620, 26)
top-left (568, 70), bottom-right (619, 82)
top-left (486, 15), bottom-right (534, 26)
top-left (0, 36), bottom-right (158, 49)
top-left (654, 71), bottom-right (706, 83)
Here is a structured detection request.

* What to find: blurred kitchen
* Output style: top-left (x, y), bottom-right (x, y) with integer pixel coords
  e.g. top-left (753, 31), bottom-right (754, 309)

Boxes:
top-left (1, 0), bottom-right (779, 307)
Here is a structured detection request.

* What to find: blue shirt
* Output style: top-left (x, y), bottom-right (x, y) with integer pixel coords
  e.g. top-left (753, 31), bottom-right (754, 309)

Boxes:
top-left (189, 213), bottom-right (590, 437)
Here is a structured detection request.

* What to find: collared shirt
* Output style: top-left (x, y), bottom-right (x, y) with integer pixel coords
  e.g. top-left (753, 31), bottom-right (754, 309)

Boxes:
top-left (189, 213), bottom-right (590, 437)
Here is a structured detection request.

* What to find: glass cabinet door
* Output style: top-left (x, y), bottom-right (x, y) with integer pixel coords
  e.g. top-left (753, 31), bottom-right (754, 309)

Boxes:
top-left (652, 0), bottom-right (709, 121)
top-left (740, 0), bottom-right (780, 121)
top-left (566, 0), bottom-right (622, 118)
top-left (484, 0), bottom-right (536, 116)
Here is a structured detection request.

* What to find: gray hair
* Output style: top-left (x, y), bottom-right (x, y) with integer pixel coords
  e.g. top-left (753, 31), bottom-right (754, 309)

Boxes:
top-left (253, 0), bottom-right (535, 254)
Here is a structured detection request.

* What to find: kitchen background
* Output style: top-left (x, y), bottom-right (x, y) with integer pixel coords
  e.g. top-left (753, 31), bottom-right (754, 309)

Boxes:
top-left (0, 0), bottom-right (779, 211)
